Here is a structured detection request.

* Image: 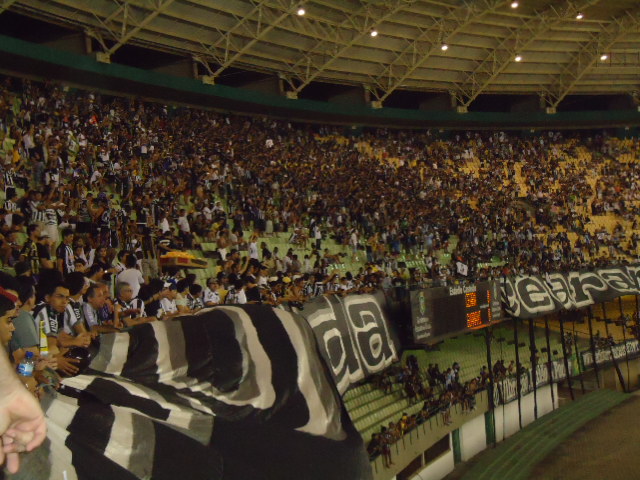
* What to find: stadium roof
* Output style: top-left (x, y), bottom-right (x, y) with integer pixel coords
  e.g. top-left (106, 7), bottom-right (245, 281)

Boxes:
top-left (5, 0), bottom-right (640, 110)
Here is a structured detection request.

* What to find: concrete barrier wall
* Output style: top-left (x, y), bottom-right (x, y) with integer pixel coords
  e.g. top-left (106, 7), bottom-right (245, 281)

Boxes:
top-left (494, 384), bottom-right (558, 443)
top-left (459, 414), bottom-right (487, 462)
top-left (373, 384), bottom-right (559, 480)
top-left (411, 440), bottom-right (455, 480)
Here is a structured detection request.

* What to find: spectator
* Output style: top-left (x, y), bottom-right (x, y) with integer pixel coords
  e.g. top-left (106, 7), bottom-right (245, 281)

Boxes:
top-left (19, 224), bottom-right (44, 276)
top-left (114, 282), bottom-right (152, 327)
top-left (82, 283), bottom-right (116, 334)
top-left (62, 272), bottom-right (89, 338)
top-left (379, 427), bottom-right (394, 468)
top-left (186, 283), bottom-right (204, 311)
top-left (55, 228), bottom-right (74, 275)
top-left (33, 279), bottom-right (84, 376)
top-left (159, 283), bottom-right (179, 318)
top-left (116, 253), bottom-right (145, 298)
top-left (203, 278), bottom-right (221, 307)
top-left (174, 278), bottom-right (191, 314)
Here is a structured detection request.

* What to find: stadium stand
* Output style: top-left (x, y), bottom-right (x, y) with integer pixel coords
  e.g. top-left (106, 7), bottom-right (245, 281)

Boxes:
top-left (0, 69), bottom-right (640, 480)
top-left (1, 75), bottom-right (640, 294)
top-left (344, 322), bottom-right (567, 448)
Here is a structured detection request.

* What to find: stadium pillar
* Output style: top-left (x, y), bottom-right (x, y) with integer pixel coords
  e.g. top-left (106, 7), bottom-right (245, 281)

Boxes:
top-left (603, 301), bottom-right (627, 392)
top-left (512, 316), bottom-right (523, 430)
top-left (543, 316), bottom-right (556, 409)
top-left (571, 315), bottom-right (586, 395)
top-left (618, 297), bottom-right (631, 390)
top-left (558, 313), bottom-right (575, 401)
top-left (528, 318), bottom-right (538, 420)
top-left (602, 302), bottom-right (611, 338)
top-left (452, 429), bottom-right (462, 464)
top-left (608, 341), bottom-right (628, 393)
top-left (587, 307), bottom-right (601, 389)
top-left (484, 327), bottom-right (497, 447)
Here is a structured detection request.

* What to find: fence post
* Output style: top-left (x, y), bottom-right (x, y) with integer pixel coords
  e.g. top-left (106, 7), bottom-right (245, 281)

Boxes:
top-left (484, 327), bottom-right (497, 447)
top-left (587, 307), bottom-right (601, 389)
top-left (512, 315), bottom-right (523, 430)
top-left (618, 296), bottom-right (631, 391)
top-left (544, 316), bottom-right (556, 409)
top-left (558, 313), bottom-right (575, 401)
top-left (572, 314), bottom-right (586, 395)
top-left (528, 318), bottom-right (538, 420)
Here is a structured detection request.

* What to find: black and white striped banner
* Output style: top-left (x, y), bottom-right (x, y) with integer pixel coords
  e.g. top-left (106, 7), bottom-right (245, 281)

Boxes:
top-left (30, 306), bottom-right (374, 480)
top-left (291, 292), bottom-right (399, 394)
top-left (501, 266), bottom-right (640, 319)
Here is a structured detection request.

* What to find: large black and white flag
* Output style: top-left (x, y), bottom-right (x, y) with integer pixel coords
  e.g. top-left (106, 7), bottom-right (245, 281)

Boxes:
top-left (23, 306), bottom-right (374, 480)
top-left (289, 292), bottom-right (399, 394)
top-left (501, 265), bottom-right (640, 319)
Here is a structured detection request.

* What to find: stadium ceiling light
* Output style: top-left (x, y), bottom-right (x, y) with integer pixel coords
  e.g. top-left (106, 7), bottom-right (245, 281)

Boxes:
top-left (600, 54), bottom-right (609, 61)
top-left (441, 43), bottom-right (449, 51)
top-left (576, 12), bottom-right (584, 20)
top-left (370, 29), bottom-right (378, 37)
top-left (510, 1), bottom-right (519, 8)
top-left (297, 7), bottom-right (305, 16)
top-left (514, 54), bottom-right (522, 62)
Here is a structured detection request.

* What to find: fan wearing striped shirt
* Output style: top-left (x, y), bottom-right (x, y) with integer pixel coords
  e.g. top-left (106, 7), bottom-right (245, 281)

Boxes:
top-left (114, 281), bottom-right (154, 327)
top-left (33, 281), bottom-right (87, 376)
top-left (55, 228), bottom-right (74, 275)
top-left (19, 224), bottom-right (44, 275)
top-left (3, 166), bottom-right (16, 200)
top-left (42, 199), bottom-right (63, 247)
top-left (3, 191), bottom-right (18, 215)
top-left (62, 272), bottom-right (91, 338)
top-left (27, 191), bottom-right (45, 224)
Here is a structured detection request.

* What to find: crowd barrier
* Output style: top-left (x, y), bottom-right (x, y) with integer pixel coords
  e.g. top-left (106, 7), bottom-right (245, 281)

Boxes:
top-left (581, 338), bottom-right (640, 368)
top-left (494, 361), bottom-right (569, 405)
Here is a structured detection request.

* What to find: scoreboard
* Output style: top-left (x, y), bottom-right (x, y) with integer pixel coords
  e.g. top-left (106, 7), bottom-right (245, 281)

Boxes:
top-left (409, 281), bottom-right (504, 344)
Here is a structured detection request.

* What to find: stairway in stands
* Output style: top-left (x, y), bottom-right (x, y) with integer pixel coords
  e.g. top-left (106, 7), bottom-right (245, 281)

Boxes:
top-left (459, 389), bottom-right (629, 480)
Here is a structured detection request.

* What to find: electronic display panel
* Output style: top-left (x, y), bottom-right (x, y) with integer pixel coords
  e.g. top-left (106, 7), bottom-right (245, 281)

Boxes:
top-left (410, 281), bottom-right (504, 344)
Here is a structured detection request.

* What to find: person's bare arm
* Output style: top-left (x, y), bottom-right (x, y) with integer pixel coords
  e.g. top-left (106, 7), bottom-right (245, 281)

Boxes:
top-left (48, 336), bottom-right (81, 376)
top-left (73, 320), bottom-right (97, 339)
top-left (90, 324), bottom-right (121, 335)
top-left (176, 303), bottom-right (189, 314)
top-left (57, 331), bottom-right (91, 348)
top-left (124, 316), bottom-right (156, 327)
top-left (0, 343), bottom-right (47, 473)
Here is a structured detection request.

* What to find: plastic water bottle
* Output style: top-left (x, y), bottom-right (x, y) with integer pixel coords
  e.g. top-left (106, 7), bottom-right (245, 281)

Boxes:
top-left (17, 351), bottom-right (35, 377)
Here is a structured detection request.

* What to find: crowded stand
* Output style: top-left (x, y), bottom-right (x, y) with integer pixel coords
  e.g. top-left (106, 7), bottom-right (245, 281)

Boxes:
top-left (0, 72), bottom-right (640, 451)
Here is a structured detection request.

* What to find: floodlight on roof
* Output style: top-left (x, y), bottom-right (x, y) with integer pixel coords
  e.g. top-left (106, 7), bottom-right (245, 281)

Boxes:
top-left (514, 54), bottom-right (522, 62)
top-left (441, 43), bottom-right (449, 51)
top-left (370, 29), bottom-right (378, 37)
top-left (510, 1), bottom-right (519, 8)
top-left (297, 7), bottom-right (305, 16)
top-left (576, 12), bottom-right (584, 20)
top-left (600, 54), bottom-right (609, 61)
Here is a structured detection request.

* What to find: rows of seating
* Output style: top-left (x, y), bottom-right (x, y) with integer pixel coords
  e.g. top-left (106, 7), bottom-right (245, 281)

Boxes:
top-left (343, 323), bottom-right (567, 441)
